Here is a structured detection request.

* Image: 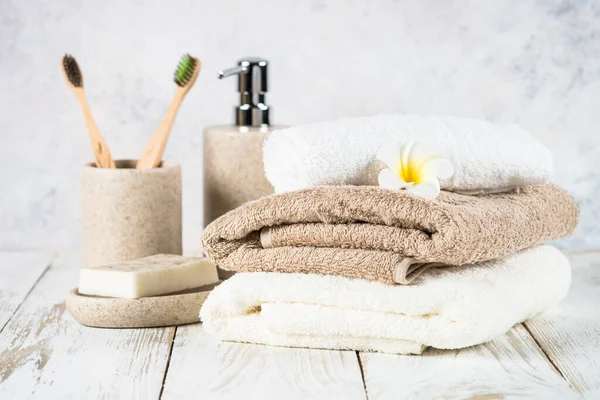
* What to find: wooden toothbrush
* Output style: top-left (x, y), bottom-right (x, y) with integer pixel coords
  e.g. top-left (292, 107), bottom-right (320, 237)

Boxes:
top-left (61, 54), bottom-right (116, 169)
top-left (136, 54), bottom-right (201, 169)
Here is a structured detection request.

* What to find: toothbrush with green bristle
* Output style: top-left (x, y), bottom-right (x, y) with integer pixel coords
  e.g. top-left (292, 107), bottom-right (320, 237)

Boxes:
top-left (137, 54), bottom-right (201, 169)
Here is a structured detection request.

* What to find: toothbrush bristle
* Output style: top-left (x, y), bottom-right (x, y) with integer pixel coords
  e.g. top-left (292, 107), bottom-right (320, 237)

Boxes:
top-left (174, 54), bottom-right (197, 87)
top-left (63, 54), bottom-right (83, 87)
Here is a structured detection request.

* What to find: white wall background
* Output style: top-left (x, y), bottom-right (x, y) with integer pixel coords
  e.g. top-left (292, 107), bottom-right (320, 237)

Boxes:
top-left (0, 0), bottom-right (598, 251)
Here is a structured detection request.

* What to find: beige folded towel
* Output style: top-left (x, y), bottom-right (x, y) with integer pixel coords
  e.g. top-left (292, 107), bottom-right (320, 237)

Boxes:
top-left (201, 184), bottom-right (579, 284)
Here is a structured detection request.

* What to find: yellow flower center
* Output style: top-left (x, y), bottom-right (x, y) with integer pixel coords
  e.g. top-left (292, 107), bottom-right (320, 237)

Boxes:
top-left (397, 159), bottom-right (423, 184)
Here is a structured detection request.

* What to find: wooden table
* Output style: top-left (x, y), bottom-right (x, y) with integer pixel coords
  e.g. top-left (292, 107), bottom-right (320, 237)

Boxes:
top-left (0, 251), bottom-right (599, 399)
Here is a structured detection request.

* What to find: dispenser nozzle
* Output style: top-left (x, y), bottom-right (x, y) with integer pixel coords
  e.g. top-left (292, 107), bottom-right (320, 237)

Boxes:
top-left (217, 57), bottom-right (270, 127)
top-left (217, 66), bottom-right (246, 79)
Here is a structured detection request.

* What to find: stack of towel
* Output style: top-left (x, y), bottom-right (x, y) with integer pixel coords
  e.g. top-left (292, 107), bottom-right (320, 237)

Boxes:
top-left (200, 114), bottom-right (579, 355)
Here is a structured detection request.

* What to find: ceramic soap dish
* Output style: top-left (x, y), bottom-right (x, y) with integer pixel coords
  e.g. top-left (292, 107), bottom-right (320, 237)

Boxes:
top-left (66, 282), bottom-right (221, 328)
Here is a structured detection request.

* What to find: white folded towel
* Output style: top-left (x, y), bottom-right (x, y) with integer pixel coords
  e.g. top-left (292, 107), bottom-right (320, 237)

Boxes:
top-left (263, 114), bottom-right (553, 194)
top-left (200, 245), bottom-right (570, 355)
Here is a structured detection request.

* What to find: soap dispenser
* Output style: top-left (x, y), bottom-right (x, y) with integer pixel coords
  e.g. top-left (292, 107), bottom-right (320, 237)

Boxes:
top-left (203, 57), bottom-right (287, 226)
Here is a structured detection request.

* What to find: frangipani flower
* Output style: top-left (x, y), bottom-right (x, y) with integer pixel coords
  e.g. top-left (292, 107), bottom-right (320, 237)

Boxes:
top-left (377, 141), bottom-right (454, 200)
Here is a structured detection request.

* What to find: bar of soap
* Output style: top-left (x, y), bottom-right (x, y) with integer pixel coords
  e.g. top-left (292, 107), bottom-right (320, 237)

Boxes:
top-left (78, 254), bottom-right (218, 299)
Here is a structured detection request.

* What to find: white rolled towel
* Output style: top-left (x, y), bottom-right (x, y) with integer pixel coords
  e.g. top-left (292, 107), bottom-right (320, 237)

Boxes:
top-left (200, 245), bottom-right (571, 355)
top-left (263, 114), bottom-right (553, 194)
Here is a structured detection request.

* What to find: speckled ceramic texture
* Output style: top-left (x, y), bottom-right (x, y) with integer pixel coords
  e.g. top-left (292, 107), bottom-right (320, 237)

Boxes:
top-left (81, 160), bottom-right (182, 268)
top-left (203, 125), bottom-right (289, 226)
top-left (65, 282), bottom-right (220, 328)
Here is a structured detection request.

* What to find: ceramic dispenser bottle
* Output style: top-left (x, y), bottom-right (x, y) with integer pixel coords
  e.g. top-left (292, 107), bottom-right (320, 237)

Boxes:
top-left (203, 57), bottom-right (287, 226)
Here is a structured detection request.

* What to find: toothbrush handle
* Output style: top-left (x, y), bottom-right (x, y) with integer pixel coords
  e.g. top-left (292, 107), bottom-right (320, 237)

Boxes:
top-left (77, 92), bottom-right (116, 169)
top-left (136, 93), bottom-right (184, 169)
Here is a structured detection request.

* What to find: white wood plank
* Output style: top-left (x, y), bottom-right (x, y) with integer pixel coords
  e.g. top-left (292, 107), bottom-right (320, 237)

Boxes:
top-left (360, 324), bottom-right (579, 399)
top-left (162, 323), bottom-right (367, 400)
top-left (525, 252), bottom-right (600, 399)
top-left (0, 252), bottom-right (54, 331)
top-left (0, 253), bottom-right (175, 400)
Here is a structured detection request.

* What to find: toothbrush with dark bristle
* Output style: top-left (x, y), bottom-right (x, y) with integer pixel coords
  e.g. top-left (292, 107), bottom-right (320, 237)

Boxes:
top-left (61, 54), bottom-right (116, 169)
top-left (137, 54), bottom-right (201, 169)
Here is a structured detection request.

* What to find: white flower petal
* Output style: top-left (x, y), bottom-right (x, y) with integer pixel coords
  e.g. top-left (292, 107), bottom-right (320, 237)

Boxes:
top-left (376, 141), bottom-right (404, 171)
top-left (406, 176), bottom-right (440, 200)
top-left (400, 141), bottom-right (415, 176)
top-left (421, 156), bottom-right (455, 180)
top-left (377, 140), bottom-right (454, 188)
top-left (378, 169), bottom-right (410, 190)
top-left (432, 157), bottom-right (454, 180)
top-left (407, 142), bottom-right (442, 165)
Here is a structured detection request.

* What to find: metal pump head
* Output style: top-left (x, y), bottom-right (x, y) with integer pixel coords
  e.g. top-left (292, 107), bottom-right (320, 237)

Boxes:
top-left (218, 57), bottom-right (270, 127)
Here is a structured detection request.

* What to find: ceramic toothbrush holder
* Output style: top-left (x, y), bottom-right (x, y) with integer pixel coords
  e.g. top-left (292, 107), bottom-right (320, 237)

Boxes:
top-left (81, 160), bottom-right (182, 268)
